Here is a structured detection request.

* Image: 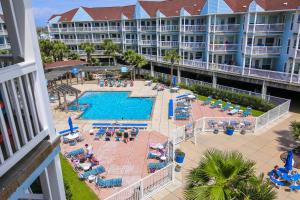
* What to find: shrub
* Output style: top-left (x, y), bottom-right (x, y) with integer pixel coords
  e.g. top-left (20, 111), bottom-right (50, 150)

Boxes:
top-left (64, 180), bottom-right (72, 200)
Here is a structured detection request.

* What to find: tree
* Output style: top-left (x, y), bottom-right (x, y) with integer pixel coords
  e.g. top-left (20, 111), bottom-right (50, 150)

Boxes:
top-left (52, 40), bottom-right (69, 61)
top-left (290, 121), bottom-right (300, 141)
top-left (123, 49), bottom-right (137, 80)
top-left (185, 149), bottom-right (276, 200)
top-left (101, 39), bottom-right (119, 66)
top-left (134, 54), bottom-right (148, 79)
top-left (39, 39), bottom-right (53, 57)
top-left (163, 49), bottom-right (180, 86)
top-left (68, 52), bottom-right (80, 60)
top-left (80, 42), bottom-right (95, 64)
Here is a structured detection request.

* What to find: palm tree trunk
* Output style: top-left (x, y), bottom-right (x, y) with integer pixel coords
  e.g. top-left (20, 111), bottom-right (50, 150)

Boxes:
top-left (170, 64), bottom-right (174, 86)
top-left (108, 57), bottom-right (111, 66)
top-left (113, 57), bottom-right (116, 66)
top-left (133, 67), bottom-right (136, 80)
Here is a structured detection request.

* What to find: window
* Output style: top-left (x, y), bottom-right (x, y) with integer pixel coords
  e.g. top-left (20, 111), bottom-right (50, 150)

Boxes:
top-left (228, 17), bottom-right (236, 24)
top-left (254, 60), bottom-right (260, 68)
top-left (287, 39), bottom-right (290, 54)
top-left (247, 38), bottom-right (252, 45)
top-left (265, 38), bottom-right (274, 46)
top-left (291, 15), bottom-right (294, 30)
top-left (262, 58), bottom-right (272, 70)
top-left (195, 52), bottom-right (202, 59)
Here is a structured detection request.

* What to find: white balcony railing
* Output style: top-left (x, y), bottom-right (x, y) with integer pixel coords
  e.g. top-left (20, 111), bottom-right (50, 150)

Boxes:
top-left (245, 46), bottom-right (281, 55)
top-left (49, 27), bottom-right (59, 32)
top-left (248, 23), bottom-right (284, 32)
top-left (140, 40), bottom-right (156, 46)
top-left (141, 54), bottom-right (157, 61)
top-left (210, 44), bottom-right (239, 51)
top-left (160, 41), bottom-right (179, 47)
top-left (60, 27), bottom-right (75, 32)
top-left (125, 39), bottom-right (137, 44)
top-left (123, 26), bottom-right (137, 31)
top-left (160, 25), bottom-right (179, 32)
top-left (0, 43), bottom-right (11, 50)
top-left (140, 26), bottom-right (156, 31)
top-left (181, 42), bottom-right (206, 49)
top-left (110, 38), bottom-right (122, 43)
top-left (297, 50), bottom-right (300, 58)
top-left (181, 25), bottom-right (206, 32)
top-left (211, 24), bottom-right (240, 32)
top-left (76, 27), bottom-right (92, 32)
top-left (0, 29), bottom-right (8, 35)
top-left (109, 26), bottom-right (121, 31)
top-left (91, 27), bottom-right (108, 32)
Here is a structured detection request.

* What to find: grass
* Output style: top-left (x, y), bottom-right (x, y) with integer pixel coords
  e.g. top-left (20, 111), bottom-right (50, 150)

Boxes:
top-left (60, 154), bottom-right (99, 200)
top-left (198, 95), bottom-right (264, 117)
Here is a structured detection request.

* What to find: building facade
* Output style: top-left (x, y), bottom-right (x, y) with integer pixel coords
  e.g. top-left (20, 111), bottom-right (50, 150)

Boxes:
top-left (47, 0), bottom-right (300, 87)
top-left (0, 14), bottom-right (10, 51)
top-left (0, 0), bottom-right (65, 199)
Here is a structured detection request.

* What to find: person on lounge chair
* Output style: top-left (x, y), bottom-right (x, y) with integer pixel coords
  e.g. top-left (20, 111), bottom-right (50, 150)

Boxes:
top-left (85, 144), bottom-right (94, 159)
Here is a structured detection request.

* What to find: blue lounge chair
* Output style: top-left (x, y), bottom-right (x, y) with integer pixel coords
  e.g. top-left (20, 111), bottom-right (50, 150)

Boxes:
top-left (210, 99), bottom-right (222, 108)
top-left (79, 166), bottom-right (105, 179)
top-left (221, 102), bottom-right (231, 111)
top-left (175, 114), bottom-right (190, 120)
top-left (95, 128), bottom-right (106, 140)
top-left (289, 185), bottom-right (300, 191)
top-left (64, 148), bottom-right (84, 158)
top-left (176, 93), bottom-right (190, 100)
top-left (242, 107), bottom-right (252, 117)
top-left (228, 105), bottom-right (240, 115)
top-left (268, 171), bottom-right (285, 187)
top-left (148, 162), bottom-right (167, 170)
top-left (203, 96), bottom-right (212, 105)
top-left (95, 177), bottom-right (122, 188)
top-left (99, 80), bottom-right (104, 87)
top-left (57, 127), bottom-right (79, 136)
top-left (148, 152), bottom-right (160, 159)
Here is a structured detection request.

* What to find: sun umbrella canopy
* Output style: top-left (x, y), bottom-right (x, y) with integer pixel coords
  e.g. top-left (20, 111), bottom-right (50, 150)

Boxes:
top-left (68, 116), bottom-right (73, 133)
top-left (285, 150), bottom-right (294, 171)
top-left (187, 94), bottom-right (196, 99)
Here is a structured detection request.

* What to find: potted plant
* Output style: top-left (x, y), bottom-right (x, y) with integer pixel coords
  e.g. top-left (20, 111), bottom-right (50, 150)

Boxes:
top-left (175, 164), bottom-right (181, 172)
top-left (240, 128), bottom-right (246, 135)
top-left (175, 149), bottom-right (186, 163)
top-left (226, 125), bottom-right (235, 136)
top-left (213, 128), bottom-right (219, 134)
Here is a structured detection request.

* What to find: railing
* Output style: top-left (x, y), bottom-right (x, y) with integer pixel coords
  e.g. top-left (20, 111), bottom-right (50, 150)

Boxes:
top-left (142, 54), bottom-right (157, 61)
top-left (92, 27), bottom-right (108, 32)
top-left (0, 62), bottom-right (49, 176)
top-left (60, 27), bottom-right (75, 32)
top-left (140, 26), bottom-right (156, 31)
top-left (76, 27), bottom-right (92, 32)
top-left (49, 27), bottom-right (59, 32)
top-left (211, 24), bottom-right (240, 32)
top-left (210, 44), bottom-right (239, 51)
top-left (140, 40), bottom-right (156, 46)
top-left (181, 42), bottom-right (205, 49)
top-left (160, 25), bottom-right (179, 32)
top-left (109, 26), bottom-right (121, 31)
top-left (93, 38), bottom-right (103, 43)
top-left (145, 56), bottom-right (300, 84)
top-left (105, 163), bottom-right (174, 200)
top-left (0, 43), bottom-right (11, 50)
top-left (248, 23), bottom-right (284, 32)
top-left (123, 26), bottom-right (137, 31)
top-left (245, 46), bottom-right (281, 55)
top-left (160, 41), bottom-right (179, 47)
top-left (111, 38), bottom-right (122, 43)
top-left (125, 39), bottom-right (137, 44)
top-left (181, 25), bottom-right (206, 32)
top-left (0, 29), bottom-right (8, 35)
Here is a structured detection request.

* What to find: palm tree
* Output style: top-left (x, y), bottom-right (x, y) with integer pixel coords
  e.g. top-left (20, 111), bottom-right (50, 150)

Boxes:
top-left (101, 39), bottom-right (119, 66)
top-left (134, 54), bottom-right (148, 79)
top-left (290, 121), bottom-right (300, 141)
top-left (39, 39), bottom-right (53, 57)
top-left (123, 50), bottom-right (137, 80)
top-left (80, 42), bottom-right (95, 64)
top-left (52, 40), bottom-right (69, 61)
top-left (185, 149), bottom-right (257, 200)
top-left (68, 52), bottom-right (80, 60)
top-left (163, 49), bottom-right (180, 86)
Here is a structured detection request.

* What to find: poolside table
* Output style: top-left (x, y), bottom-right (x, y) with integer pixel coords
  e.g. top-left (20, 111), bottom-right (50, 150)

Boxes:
top-left (88, 175), bottom-right (96, 182)
top-left (79, 162), bottom-right (92, 171)
top-left (65, 133), bottom-right (79, 141)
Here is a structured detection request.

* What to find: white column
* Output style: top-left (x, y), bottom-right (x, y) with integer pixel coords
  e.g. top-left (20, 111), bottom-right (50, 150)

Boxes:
top-left (177, 67), bottom-right (181, 83)
top-left (290, 12), bottom-right (300, 83)
top-left (39, 169), bottom-right (53, 200)
top-left (150, 61), bottom-right (154, 77)
top-left (261, 80), bottom-right (267, 100)
top-left (206, 15), bottom-right (211, 69)
top-left (248, 12), bottom-right (257, 75)
top-left (242, 13), bottom-right (250, 75)
top-left (212, 72), bottom-right (217, 88)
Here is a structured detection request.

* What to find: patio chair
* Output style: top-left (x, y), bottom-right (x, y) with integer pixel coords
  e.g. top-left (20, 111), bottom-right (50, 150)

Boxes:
top-left (210, 99), bottom-right (222, 108)
top-left (95, 177), bottom-right (122, 188)
top-left (99, 80), bottom-right (104, 87)
top-left (94, 128), bottom-right (106, 140)
top-left (175, 114), bottom-right (190, 120)
top-left (79, 165), bottom-right (105, 179)
top-left (268, 171), bottom-right (285, 187)
top-left (202, 96), bottom-right (212, 105)
top-left (242, 107), bottom-right (252, 117)
top-left (221, 102), bottom-right (231, 111)
top-left (228, 105), bottom-right (241, 115)
top-left (64, 148), bottom-right (84, 158)
top-left (69, 140), bottom-right (77, 146)
top-left (148, 162), bottom-right (167, 171)
top-left (289, 185), bottom-right (300, 191)
top-left (62, 137), bottom-right (69, 144)
top-left (148, 152), bottom-right (161, 159)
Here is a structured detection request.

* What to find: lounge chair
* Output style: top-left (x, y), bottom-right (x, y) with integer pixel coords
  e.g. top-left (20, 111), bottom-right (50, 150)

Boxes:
top-left (148, 162), bottom-right (167, 170)
top-left (94, 128), bottom-right (106, 140)
top-left (79, 166), bottom-right (106, 179)
top-left (202, 96), bottom-right (212, 105)
top-left (64, 148), bottom-right (84, 158)
top-left (242, 107), bottom-right (252, 117)
top-left (176, 93), bottom-right (190, 100)
top-left (148, 152), bottom-right (161, 159)
top-left (149, 143), bottom-right (164, 150)
top-left (228, 105), bottom-right (240, 115)
top-left (221, 102), bottom-right (231, 111)
top-left (210, 99), bottom-right (222, 108)
top-left (289, 185), bottom-right (300, 191)
top-left (175, 114), bottom-right (190, 120)
top-left (99, 80), bottom-right (104, 87)
top-left (268, 171), bottom-right (285, 187)
top-left (95, 177), bottom-right (122, 188)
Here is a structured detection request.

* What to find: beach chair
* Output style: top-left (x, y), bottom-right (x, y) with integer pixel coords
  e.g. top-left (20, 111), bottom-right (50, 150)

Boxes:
top-left (289, 185), bottom-right (300, 191)
top-left (94, 128), bottom-right (106, 140)
top-left (99, 80), bottom-right (104, 87)
top-left (221, 102), bottom-right (231, 111)
top-left (64, 148), bottom-right (84, 158)
top-left (148, 162), bottom-right (167, 171)
top-left (202, 96), bottom-right (212, 105)
top-left (175, 114), bottom-right (190, 120)
top-left (228, 105), bottom-right (240, 115)
top-left (268, 171), bottom-right (285, 187)
top-left (148, 152), bottom-right (161, 159)
top-left (210, 99), bottom-right (222, 108)
top-left (79, 166), bottom-right (105, 179)
top-left (95, 177), bottom-right (122, 188)
top-left (242, 107), bottom-right (252, 117)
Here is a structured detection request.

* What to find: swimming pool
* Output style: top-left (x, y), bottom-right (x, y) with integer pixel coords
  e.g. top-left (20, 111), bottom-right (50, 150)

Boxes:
top-left (69, 91), bottom-right (154, 120)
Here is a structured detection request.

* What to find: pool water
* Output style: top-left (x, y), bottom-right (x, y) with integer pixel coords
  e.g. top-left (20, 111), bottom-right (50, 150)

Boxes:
top-left (70, 92), bottom-right (154, 120)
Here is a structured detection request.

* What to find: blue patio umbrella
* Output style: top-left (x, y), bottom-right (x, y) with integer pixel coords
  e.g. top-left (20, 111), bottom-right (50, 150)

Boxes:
top-left (285, 150), bottom-right (294, 171)
top-left (71, 68), bottom-right (79, 75)
top-left (68, 116), bottom-right (74, 133)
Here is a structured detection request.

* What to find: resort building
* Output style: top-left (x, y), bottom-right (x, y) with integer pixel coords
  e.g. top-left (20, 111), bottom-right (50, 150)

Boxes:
top-left (0, 0), bottom-right (66, 199)
top-left (47, 0), bottom-right (300, 94)
top-left (0, 14), bottom-right (10, 51)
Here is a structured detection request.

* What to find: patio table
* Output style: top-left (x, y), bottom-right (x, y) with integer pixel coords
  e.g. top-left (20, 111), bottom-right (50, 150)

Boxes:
top-left (79, 162), bottom-right (92, 171)
top-left (65, 133), bottom-right (79, 140)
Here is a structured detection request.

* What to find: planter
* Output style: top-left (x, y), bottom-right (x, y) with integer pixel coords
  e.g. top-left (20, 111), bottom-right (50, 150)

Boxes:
top-left (175, 154), bottom-right (185, 163)
top-left (226, 129), bottom-right (234, 136)
top-left (175, 165), bottom-right (181, 172)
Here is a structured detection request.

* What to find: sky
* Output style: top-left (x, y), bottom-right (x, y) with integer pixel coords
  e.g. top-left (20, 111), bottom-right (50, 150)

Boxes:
top-left (32, 0), bottom-right (137, 27)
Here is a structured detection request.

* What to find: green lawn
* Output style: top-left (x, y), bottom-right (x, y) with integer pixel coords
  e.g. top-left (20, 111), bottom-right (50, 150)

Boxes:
top-left (198, 95), bottom-right (264, 117)
top-left (60, 154), bottom-right (99, 200)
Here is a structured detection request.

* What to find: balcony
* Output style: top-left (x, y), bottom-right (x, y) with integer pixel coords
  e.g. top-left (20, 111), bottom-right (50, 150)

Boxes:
top-left (109, 26), bottom-right (121, 31)
top-left (0, 43), bottom-right (11, 50)
top-left (140, 40), bottom-right (156, 46)
top-left (125, 39), bottom-right (137, 44)
top-left (123, 26), bottom-right (137, 31)
top-left (75, 27), bottom-right (92, 32)
top-left (248, 23), bottom-right (284, 33)
top-left (49, 27), bottom-right (59, 32)
top-left (245, 46), bottom-right (281, 55)
top-left (181, 42), bottom-right (206, 49)
top-left (142, 54), bottom-right (157, 61)
top-left (60, 27), bottom-right (75, 32)
top-left (140, 26), bottom-right (156, 32)
top-left (160, 25), bottom-right (179, 32)
top-left (110, 38), bottom-right (122, 43)
top-left (181, 25), bottom-right (206, 32)
top-left (0, 29), bottom-right (8, 35)
top-left (160, 41), bottom-right (179, 48)
top-left (210, 44), bottom-right (239, 52)
top-left (91, 27), bottom-right (108, 32)
top-left (210, 24), bottom-right (240, 32)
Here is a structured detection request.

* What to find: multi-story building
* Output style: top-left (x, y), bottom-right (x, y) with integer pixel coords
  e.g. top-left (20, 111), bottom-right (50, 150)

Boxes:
top-left (0, 0), bottom-right (66, 199)
top-left (0, 14), bottom-right (10, 51)
top-left (47, 0), bottom-right (300, 91)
